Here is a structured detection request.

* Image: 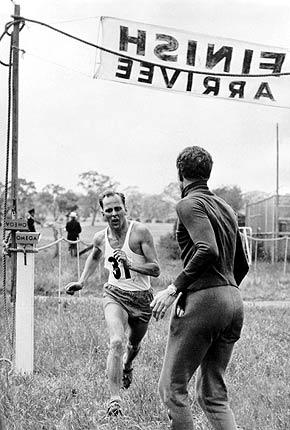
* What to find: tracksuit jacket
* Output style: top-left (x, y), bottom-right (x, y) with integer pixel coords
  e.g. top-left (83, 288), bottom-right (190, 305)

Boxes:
top-left (173, 180), bottom-right (249, 293)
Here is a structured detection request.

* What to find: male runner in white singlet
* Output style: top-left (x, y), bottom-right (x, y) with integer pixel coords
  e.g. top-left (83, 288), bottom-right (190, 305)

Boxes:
top-left (65, 190), bottom-right (160, 416)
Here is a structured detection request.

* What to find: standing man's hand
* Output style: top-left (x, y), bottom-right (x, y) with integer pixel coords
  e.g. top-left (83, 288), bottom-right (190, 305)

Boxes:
top-left (150, 285), bottom-right (178, 321)
top-left (65, 281), bottom-right (83, 295)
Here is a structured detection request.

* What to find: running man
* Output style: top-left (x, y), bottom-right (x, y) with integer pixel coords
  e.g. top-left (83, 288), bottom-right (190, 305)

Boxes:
top-left (151, 146), bottom-right (249, 430)
top-left (65, 190), bottom-right (160, 416)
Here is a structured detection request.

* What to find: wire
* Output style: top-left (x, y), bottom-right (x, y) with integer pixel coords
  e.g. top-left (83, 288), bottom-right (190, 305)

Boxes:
top-left (9, 15), bottom-right (290, 78)
top-left (0, 28), bottom-right (11, 66)
top-left (25, 51), bottom-right (92, 78)
top-left (50, 16), bottom-right (99, 25)
top-left (0, 19), bottom-right (25, 66)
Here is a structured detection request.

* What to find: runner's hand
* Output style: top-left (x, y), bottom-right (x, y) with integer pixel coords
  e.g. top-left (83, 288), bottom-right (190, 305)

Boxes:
top-left (150, 289), bottom-right (176, 321)
top-left (65, 281), bottom-right (83, 295)
top-left (113, 249), bottom-right (132, 268)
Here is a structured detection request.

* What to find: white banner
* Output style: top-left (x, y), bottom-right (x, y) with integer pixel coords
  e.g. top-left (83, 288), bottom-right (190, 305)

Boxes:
top-left (95, 17), bottom-right (290, 109)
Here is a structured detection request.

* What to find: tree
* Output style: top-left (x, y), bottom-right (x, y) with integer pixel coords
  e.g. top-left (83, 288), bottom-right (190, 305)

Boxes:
top-left (78, 171), bottom-right (118, 225)
top-left (141, 194), bottom-right (172, 222)
top-left (39, 184), bottom-right (66, 258)
top-left (161, 182), bottom-right (180, 221)
top-left (41, 184), bottom-right (65, 220)
top-left (1, 178), bottom-right (36, 219)
top-left (213, 185), bottom-right (244, 212)
top-left (243, 190), bottom-right (271, 206)
top-left (162, 182), bottom-right (180, 205)
top-left (123, 186), bottom-right (144, 220)
top-left (17, 178), bottom-right (37, 212)
top-left (35, 191), bottom-right (54, 221)
top-left (56, 190), bottom-right (79, 215)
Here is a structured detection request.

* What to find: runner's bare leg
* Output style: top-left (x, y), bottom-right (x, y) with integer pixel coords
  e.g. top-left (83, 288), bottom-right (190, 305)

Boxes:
top-left (123, 320), bottom-right (148, 370)
top-left (104, 303), bottom-right (128, 399)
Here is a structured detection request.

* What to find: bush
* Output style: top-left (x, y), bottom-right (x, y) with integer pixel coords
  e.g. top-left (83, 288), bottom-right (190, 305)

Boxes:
top-left (158, 232), bottom-right (180, 260)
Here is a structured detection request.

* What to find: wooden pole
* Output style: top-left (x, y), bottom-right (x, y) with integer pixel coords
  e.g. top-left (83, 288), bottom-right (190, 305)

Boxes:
top-left (10, 4), bottom-right (21, 303)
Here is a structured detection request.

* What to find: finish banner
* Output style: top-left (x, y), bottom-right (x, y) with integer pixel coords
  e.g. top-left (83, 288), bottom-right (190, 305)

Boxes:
top-left (95, 17), bottom-right (290, 109)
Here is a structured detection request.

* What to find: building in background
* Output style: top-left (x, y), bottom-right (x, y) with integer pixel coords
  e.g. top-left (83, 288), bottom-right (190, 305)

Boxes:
top-left (246, 195), bottom-right (290, 261)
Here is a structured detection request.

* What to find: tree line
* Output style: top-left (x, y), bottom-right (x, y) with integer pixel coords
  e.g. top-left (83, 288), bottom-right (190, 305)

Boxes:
top-left (0, 170), bottom-right (270, 226)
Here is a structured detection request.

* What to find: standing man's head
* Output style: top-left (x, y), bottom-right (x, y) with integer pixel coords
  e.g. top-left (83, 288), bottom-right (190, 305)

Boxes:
top-left (70, 212), bottom-right (77, 219)
top-left (176, 146), bottom-right (213, 189)
top-left (28, 208), bottom-right (35, 216)
top-left (99, 190), bottom-right (127, 231)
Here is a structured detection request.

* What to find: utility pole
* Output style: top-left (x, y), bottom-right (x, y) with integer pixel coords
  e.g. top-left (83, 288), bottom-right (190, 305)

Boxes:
top-left (9, 5), bottom-right (39, 374)
top-left (10, 3), bottom-right (21, 302)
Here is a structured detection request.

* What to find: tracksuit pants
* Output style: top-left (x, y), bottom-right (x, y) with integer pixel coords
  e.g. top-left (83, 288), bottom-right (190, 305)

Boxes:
top-left (158, 285), bottom-right (244, 430)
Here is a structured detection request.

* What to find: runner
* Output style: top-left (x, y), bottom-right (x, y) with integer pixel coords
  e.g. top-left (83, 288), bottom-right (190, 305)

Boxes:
top-left (65, 190), bottom-right (160, 416)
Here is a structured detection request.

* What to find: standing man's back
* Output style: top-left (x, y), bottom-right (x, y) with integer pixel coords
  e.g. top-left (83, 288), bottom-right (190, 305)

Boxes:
top-left (151, 146), bottom-right (249, 430)
top-left (175, 187), bottom-right (248, 293)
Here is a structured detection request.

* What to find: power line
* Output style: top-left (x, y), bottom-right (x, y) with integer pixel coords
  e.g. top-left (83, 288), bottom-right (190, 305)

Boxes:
top-left (50, 16), bottom-right (99, 25)
top-left (8, 15), bottom-right (290, 78)
top-left (25, 50), bottom-right (92, 78)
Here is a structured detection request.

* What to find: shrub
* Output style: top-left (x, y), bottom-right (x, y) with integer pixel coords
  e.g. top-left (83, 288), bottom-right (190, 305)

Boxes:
top-left (158, 232), bottom-right (180, 260)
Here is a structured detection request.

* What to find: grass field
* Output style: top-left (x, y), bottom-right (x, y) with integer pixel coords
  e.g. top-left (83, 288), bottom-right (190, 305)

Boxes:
top-left (0, 222), bottom-right (290, 429)
top-left (0, 299), bottom-right (289, 430)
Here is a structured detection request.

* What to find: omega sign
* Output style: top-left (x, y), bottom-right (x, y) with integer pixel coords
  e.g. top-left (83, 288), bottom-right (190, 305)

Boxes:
top-left (16, 233), bottom-right (40, 245)
top-left (96, 17), bottom-right (290, 108)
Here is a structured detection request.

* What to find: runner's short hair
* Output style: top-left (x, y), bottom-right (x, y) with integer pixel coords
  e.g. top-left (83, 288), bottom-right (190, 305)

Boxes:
top-left (99, 190), bottom-right (126, 209)
top-left (176, 146), bottom-right (213, 181)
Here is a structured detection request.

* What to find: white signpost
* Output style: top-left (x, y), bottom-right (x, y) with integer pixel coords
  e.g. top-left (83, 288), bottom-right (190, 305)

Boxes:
top-left (14, 232), bottom-right (39, 375)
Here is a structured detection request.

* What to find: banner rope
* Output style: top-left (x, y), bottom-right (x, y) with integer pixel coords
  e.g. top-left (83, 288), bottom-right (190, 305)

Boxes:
top-left (4, 16), bottom-right (290, 78)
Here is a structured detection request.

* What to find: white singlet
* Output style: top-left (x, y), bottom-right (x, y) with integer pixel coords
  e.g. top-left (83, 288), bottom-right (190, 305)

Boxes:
top-left (104, 221), bottom-right (151, 291)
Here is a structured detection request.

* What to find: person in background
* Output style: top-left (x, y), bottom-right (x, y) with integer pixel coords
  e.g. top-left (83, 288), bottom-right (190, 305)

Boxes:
top-left (27, 208), bottom-right (41, 232)
top-left (65, 211), bottom-right (82, 257)
top-left (151, 146), bottom-right (249, 430)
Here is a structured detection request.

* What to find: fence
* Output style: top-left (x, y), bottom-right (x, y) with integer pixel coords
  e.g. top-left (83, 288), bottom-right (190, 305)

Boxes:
top-left (239, 227), bottom-right (289, 275)
top-left (246, 195), bottom-right (290, 262)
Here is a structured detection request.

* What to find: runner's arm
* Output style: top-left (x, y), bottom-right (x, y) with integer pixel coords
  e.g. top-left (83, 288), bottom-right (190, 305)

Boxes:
top-left (136, 227), bottom-right (160, 276)
top-left (113, 226), bottom-right (160, 277)
top-left (78, 239), bottom-right (102, 286)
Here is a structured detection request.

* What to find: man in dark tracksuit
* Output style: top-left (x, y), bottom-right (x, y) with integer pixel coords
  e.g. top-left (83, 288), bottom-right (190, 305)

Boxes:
top-left (66, 212), bottom-right (82, 257)
top-left (151, 146), bottom-right (249, 430)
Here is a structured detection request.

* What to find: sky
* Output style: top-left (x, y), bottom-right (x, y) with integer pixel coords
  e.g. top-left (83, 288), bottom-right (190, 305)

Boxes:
top-left (0, 0), bottom-right (290, 197)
